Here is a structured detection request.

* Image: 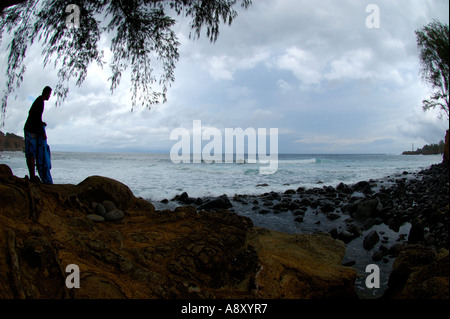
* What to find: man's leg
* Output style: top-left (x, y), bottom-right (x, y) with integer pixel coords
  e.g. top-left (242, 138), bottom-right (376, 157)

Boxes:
top-left (24, 131), bottom-right (39, 182)
top-left (26, 157), bottom-right (36, 179)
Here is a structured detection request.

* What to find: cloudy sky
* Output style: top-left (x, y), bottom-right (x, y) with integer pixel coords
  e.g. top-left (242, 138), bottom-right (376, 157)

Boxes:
top-left (1, 0), bottom-right (449, 154)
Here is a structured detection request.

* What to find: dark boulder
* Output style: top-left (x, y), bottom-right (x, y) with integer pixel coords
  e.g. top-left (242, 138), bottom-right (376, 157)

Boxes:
top-left (363, 230), bottom-right (380, 250)
top-left (198, 194), bottom-right (233, 211)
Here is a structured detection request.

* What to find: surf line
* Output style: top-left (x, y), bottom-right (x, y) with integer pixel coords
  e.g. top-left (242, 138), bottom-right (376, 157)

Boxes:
top-left (170, 120), bottom-right (278, 175)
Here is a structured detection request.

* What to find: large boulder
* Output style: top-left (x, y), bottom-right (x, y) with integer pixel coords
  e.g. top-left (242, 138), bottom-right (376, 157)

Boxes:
top-left (363, 230), bottom-right (380, 250)
top-left (0, 165), bottom-right (357, 299)
top-left (384, 245), bottom-right (449, 299)
top-left (76, 176), bottom-right (135, 211)
top-left (197, 194), bottom-right (233, 211)
top-left (253, 228), bottom-right (357, 299)
top-left (350, 198), bottom-right (383, 222)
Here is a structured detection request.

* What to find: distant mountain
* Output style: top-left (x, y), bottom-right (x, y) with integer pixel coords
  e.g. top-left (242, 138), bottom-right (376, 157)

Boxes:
top-left (0, 131), bottom-right (24, 151)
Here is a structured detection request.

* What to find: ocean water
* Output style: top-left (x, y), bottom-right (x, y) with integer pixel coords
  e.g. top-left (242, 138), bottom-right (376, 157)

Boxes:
top-left (1, 151), bottom-right (443, 298)
top-left (1, 151), bottom-right (442, 203)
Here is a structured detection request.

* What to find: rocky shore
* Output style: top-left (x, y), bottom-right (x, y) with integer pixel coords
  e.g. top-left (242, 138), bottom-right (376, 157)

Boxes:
top-left (169, 162), bottom-right (449, 298)
top-left (0, 163), bottom-right (356, 299)
top-left (0, 158), bottom-right (448, 299)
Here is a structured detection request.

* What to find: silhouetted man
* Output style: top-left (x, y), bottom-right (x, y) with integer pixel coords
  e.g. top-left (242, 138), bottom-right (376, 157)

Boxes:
top-left (24, 86), bottom-right (51, 182)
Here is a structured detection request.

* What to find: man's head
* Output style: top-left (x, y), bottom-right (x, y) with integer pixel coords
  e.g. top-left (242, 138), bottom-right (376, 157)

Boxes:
top-left (42, 86), bottom-right (52, 101)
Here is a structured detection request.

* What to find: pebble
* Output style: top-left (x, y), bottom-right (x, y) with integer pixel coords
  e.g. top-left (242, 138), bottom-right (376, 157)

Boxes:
top-left (363, 230), bottom-right (380, 250)
top-left (103, 200), bottom-right (117, 212)
top-left (339, 230), bottom-right (354, 243)
top-left (105, 209), bottom-right (125, 221)
top-left (326, 212), bottom-right (340, 220)
top-left (372, 250), bottom-right (384, 262)
top-left (87, 214), bottom-right (105, 222)
top-left (294, 216), bottom-right (303, 223)
top-left (342, 260), bottom-right (356, 267)
top-left (95, 203), bottom-right (107, 217)
top-left (347, 223), bottom-right (362, 237)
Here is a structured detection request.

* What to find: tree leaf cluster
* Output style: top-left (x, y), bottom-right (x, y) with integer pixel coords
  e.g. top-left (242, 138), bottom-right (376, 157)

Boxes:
top-left (0, 0), bottom-right (251, 124)
top-left (415, 20), bottom-right (449, 121)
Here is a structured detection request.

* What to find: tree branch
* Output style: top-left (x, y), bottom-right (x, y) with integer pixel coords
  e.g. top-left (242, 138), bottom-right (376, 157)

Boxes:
top-left (0, 0), bottom-right (27, 13)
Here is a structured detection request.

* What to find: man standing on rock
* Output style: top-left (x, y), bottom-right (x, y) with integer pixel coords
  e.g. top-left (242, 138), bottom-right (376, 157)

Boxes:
top-left (24, 86), bottom-right (52, 183)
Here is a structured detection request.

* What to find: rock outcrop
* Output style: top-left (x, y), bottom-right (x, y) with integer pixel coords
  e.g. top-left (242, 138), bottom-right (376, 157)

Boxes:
top-left (0, 164), bottom-right (357, 299)
top-left (384, 245), bottom-right (449, 299)
top-left (0, 131), bottom-right (24, 152)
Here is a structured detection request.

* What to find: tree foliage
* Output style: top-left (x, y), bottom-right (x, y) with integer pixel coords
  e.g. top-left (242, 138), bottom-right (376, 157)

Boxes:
top-left (415, 20), bottom-right (449, 121)
top-left (402, 140), bottom-right (445, 155)
top-left (0, 0), bottom-right (251, 124)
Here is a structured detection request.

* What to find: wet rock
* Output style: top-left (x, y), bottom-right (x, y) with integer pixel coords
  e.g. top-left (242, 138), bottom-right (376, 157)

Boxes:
top-left (363, 230), bottom-right (380, 250)
top-left (352, 198), bottom-right (383, 222)
top-left (77, 175), bottom-right (135, 211)
top-left (336, 182), bottom-right (353, 194)
top-left (385, 245), bottom-right (448, 299)
top-left (326, 212), bottom-right (340, 220)
top-left (363, 218), bottom-right (376, 230)
top-left (197, 194), bottom-right (232, 211)
top-left (388, 243), bottom-right (404, 257)
top-left (294, 216), bottom-right (304, 223)
top-left (105, 209), bottom-right (125, 221)
top-left (179, 192), bottom-right (189, 202)
top-left (87, 214), bottom-right (105, 222)
top-left (299, 197), bottom-right (311, 206)
top-left (173, 192), bottom-right (197, 205)
top-left (329, 228), bottom-right (339, 239)
top-left (103, 200), bottom-right (117, 212)
top-left (339, 230), bottom-right (354, 243)
top-left (94, 203), bottom-right (107, 217)
top-left (352, 181), bottom-right (372, 194)
top-left (289, 200), bottom-right (301, 211)
top-left (319, 199), bottom-right (335, 213)
top-left (347, 223), bottom-right (362, 237)
top-left (342, 260), bottom-right (356, 267)
top-left (273, 202), bottom-right (289, 212)
top-left (372, 250), bottom-right (385, 262)
top-left (0, 164), bottom-right (13, 179)
top-left (255, 230), bottom-right (357, 299)
top-left (408, 220), bottom-right (424, 244)
top-left (262, 200), bottom-right (273, 207)
top-left (292, 208), bottom-right (306, 216)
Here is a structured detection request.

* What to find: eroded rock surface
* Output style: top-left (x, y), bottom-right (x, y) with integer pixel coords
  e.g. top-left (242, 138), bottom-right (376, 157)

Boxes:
top-left (0, 164), bottom-right (357, 299)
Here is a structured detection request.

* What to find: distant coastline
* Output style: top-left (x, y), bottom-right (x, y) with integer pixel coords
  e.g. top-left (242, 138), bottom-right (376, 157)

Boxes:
top-left (0, 131), bottom-right (24, 152)
top-left (402, 140), bottom-right (445, 155)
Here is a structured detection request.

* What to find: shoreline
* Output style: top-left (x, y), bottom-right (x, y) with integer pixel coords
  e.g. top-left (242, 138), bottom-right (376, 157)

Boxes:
top-left (0, 163), bottom-right (359, 299)
top-left (165, 162), bottom-right (449, 298)
top-left (0, 158), bottom-right (448, 299)
top-left (164, 162), bottom-right (448, 249)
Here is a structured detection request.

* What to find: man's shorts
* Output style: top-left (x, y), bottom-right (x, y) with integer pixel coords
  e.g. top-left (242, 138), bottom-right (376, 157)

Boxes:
top-left (24, 131), bottom-right (37, 159)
